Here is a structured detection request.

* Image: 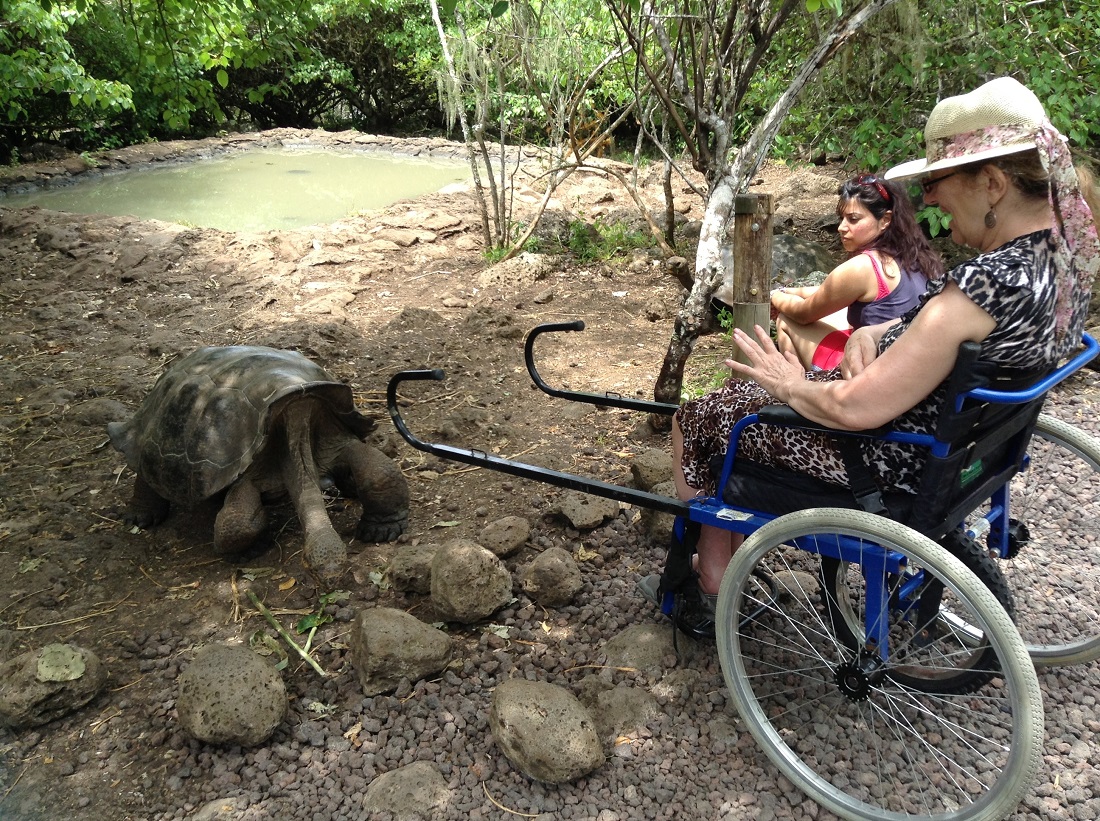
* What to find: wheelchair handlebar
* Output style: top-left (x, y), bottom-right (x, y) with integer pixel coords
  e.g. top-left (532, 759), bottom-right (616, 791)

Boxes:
top-left (385, 366), bottom-right (690, 516)
top-left (524, 320), bottom-right (680, 416)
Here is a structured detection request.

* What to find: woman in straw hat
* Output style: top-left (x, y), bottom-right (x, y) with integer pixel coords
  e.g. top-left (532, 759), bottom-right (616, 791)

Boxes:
top-left (639, 76), bottom-right (1100, 637)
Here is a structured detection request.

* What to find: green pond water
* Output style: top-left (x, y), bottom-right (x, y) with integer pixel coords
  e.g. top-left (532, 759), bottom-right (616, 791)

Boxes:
top-left (2, 149), bottom-right (471, 231)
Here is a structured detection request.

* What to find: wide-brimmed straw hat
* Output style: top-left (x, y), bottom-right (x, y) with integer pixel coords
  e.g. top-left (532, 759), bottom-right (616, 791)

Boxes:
top-left (884, 77), bottom-right (1047, 180)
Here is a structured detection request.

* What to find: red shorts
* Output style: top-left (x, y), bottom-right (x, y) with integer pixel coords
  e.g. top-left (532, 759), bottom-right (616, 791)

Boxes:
top-left (811, 328), bottom-right (852, 371)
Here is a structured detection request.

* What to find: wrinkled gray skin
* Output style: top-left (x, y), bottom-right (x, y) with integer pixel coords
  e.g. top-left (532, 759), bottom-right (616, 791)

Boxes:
top-left (107, 346), bottom-right (409, 577)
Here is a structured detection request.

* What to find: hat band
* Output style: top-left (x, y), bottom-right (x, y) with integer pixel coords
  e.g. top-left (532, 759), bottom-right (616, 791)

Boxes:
top-left (927, 124), bottom-right (1034, 165)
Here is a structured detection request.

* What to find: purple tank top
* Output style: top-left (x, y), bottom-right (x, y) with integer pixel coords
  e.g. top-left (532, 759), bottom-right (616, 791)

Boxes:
top-left (846, 252), bottom-right (928, 328)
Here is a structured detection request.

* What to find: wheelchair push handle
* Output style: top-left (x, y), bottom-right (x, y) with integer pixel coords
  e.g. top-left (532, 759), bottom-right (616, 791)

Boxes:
top-left (384, 365), bottom-right (690, 517)
top-left (524, 320), bottom-right (680, 416)
top-left (385, 368), bottom-right (445, 451)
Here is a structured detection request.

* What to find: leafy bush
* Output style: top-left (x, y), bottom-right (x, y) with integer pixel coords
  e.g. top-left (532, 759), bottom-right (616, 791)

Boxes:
top-left (0, 1), bottom-right (134, 162)
top-left (566, 217), bottom-right (655, 262)
top-left (766, 2), bottom-right (1100, 171)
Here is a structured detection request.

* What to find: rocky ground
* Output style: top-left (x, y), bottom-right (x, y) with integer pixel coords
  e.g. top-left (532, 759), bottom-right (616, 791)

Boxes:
top-left (1, 131), bottom-right (1100, 821)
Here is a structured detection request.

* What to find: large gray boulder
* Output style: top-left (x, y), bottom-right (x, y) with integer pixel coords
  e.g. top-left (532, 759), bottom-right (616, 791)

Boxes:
top-left (176, 643), bottom-right (287, 746)
top-left (0, 643), bottom-right (107, 729)
top-left (590, 684), bottom-right (661, 742)
top-left (771, 232), bottom-right (839, 283)
top-left (430, 539), bottom-right (513, 623)
top-left (489, 679), bottom-right (604, 784)
top-left (349, 607), bottom-right (452, 696)
top-left (602, 623), bottom-right (695, 674)
top-left (555, 491), bottom-right (619, 530)
top-left (638, 480), bottom-right (678, 546)
top-left (630, 448), bottom-right (673, 491)
top-left (478, 515), bottom-right (531, 557)
top-left (389, 542), bottom-right (439, 594)
top-left (713, 233), bottom-right (838, 304)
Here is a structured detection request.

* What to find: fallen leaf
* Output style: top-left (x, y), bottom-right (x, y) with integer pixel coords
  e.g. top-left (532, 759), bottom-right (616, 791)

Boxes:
top-left (36, 644), bottom-right (85, 682)
top-left (343, 722), bottom-right (362, 743)
top-left (19, 557), bottom-right (45, 574)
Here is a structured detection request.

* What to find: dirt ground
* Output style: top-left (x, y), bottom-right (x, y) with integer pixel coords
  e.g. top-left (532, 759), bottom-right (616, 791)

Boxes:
top-left (3, 135), bottom-right (1094, 820)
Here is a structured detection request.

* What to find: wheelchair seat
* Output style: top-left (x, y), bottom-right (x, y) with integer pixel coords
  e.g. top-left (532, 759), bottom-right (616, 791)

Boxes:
top-left (717, 340), bottom-right (1055, 544)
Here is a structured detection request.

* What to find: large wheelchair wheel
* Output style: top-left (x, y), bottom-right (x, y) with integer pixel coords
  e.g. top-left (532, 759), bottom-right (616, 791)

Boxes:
top-left (715, 509), bottom-right (1043, 821)
top-left (996, 413), bottom-right (1100, 665)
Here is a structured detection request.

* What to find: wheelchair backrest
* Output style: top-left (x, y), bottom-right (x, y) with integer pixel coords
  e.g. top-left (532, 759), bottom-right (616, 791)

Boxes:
top-left (908, 342), bottom-right (1048, 537)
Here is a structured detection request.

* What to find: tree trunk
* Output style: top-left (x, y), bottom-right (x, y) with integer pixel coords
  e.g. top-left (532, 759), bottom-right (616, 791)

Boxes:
top-left (652, 174), bottom-right (735, 409)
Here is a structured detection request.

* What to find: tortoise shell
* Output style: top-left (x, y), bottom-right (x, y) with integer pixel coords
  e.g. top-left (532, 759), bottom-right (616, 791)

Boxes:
top-left (108, 346), bottom-right (375, 504)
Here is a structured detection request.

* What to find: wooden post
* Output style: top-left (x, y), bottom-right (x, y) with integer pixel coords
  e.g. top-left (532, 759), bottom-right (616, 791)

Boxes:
top-left (725, 193), bottom-right (774, 365)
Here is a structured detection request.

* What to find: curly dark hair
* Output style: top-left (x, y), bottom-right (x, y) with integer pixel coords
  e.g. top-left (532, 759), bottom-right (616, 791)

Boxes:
top-left (837, 175), bottom-right (945, 280)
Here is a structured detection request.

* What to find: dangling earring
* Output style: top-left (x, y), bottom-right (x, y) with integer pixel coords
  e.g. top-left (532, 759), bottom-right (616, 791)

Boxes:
top-left (984, 207), bottom-right (997, 229)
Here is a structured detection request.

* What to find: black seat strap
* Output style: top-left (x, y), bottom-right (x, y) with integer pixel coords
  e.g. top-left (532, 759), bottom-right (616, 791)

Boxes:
top-left (837, 437), bottom-right (888, 515)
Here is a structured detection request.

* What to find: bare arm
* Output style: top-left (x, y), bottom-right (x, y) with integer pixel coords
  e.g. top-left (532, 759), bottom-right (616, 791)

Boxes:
top-left (769, 255), bottom-right (878, 324)
top-left (728, 282), bottom-right (996, 431)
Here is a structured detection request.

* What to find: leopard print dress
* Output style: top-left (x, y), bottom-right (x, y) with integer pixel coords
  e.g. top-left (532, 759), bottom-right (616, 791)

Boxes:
top-left (678, 230), bottom-right (1084, 496)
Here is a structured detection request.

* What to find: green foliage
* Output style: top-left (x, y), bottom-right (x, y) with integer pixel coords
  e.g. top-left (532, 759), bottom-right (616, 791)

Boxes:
top-left (770, 1), bottom-right (1100, 172)
top-left (4, 0), bottom-right (446, 158)
top-left (6, 0), bottom-right (1098, 185)
top-left (483, 228), bottom-right (540, 262)
top-left (916, 204), bottom-right (952, 238)
top-left (295, 590), bottom-right (350, 635)
top-left (565, 218), bottom-right (655, 262)
top-left (0, 1), bottom-right (133, 160)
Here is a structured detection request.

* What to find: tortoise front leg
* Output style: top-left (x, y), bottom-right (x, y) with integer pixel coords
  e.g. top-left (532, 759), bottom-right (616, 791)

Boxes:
top-left (126, 475), bottom-right (171, 529)
top-left (281, 404), bottom-right (347, 578)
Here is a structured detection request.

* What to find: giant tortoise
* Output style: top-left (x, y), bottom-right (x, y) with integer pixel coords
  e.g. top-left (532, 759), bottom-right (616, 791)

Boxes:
top-left (107, 345), bottom-right (409, 577)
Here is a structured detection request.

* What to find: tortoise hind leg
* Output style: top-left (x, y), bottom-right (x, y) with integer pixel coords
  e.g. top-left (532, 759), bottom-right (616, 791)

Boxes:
top-left (214, 477), bottom-right (268, 556)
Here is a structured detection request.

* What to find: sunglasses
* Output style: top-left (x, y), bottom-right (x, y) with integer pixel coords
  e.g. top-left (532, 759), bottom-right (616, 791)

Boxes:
top-left (855, 174), bottom-right (892, 204)
top-left (920, 170), bottom-right (960, 195)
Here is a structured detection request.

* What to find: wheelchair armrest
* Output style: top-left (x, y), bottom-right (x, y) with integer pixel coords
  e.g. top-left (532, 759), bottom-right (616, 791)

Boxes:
top-left (756, 404), bottom-right (892, 439)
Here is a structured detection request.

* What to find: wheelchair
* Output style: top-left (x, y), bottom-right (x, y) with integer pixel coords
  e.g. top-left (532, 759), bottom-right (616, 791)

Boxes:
top-left (386, 319), bottom-right (1100, 821)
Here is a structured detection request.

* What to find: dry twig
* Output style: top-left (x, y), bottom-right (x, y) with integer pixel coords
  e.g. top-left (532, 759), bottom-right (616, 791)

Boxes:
top-left (481, 783), bottom-right (540, 818)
